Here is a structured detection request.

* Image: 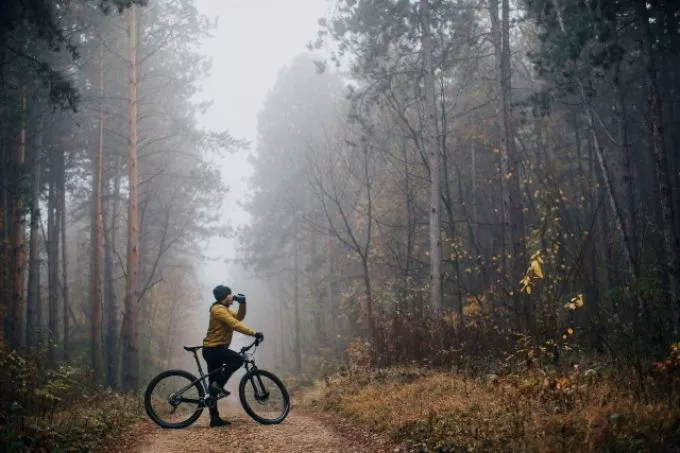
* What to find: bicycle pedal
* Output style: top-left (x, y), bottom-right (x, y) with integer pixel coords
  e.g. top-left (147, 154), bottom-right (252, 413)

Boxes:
top-left (216, 390), bottom-right (231, 399)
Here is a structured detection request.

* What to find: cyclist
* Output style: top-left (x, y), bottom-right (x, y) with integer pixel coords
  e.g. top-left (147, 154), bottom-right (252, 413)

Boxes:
top-left (202, 284), bottom-right (263, 427)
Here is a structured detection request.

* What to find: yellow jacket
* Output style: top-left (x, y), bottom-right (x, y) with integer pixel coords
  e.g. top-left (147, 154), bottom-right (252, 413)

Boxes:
top-left (203, 302), bottom-right (256, 347)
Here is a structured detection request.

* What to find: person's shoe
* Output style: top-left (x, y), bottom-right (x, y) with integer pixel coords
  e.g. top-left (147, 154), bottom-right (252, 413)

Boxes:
top-left (209, 382), bottom-right (231, 398)
top-left (209, 417), bottom-right (231, 427)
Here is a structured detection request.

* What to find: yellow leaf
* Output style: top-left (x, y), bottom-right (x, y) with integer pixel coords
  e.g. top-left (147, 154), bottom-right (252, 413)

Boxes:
top-left (531, 259), bottom-right (544, 279)
top-left (575, 294), bottom-right (584, 307)
top-left (526, 285), bottom-right (532, 294)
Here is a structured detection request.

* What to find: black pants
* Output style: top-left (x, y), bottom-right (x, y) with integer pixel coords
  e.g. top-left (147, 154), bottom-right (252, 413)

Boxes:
top-left (202, 345), bottom-right (243, 416)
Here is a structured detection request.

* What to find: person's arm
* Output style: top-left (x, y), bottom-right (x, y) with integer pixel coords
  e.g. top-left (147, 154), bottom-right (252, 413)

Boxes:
top-left (235, 300), bottom-right (246, 321)
top-left (213, 305), bottom-right (256, 336)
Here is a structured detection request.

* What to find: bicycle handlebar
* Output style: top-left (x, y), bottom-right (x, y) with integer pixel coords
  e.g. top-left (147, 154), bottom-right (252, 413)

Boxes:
top-left (239, 337), bottom-right (262, 354)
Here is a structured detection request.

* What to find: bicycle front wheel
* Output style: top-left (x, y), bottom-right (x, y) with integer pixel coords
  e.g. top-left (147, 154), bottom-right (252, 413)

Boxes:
top-left (144, 369), bottom-right (205, 429)
top-left (239, 369), bottom-right (290, 424)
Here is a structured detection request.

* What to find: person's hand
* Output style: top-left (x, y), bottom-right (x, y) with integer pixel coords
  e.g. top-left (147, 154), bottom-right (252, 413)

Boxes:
top-left (255, 332), bottom-right (264, 342)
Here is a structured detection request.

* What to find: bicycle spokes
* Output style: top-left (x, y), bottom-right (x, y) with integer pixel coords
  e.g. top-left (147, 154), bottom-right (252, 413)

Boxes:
top-left (240, 370), bottom-right (289, 424)
top-left (147, 373), bottom-right (203, 427)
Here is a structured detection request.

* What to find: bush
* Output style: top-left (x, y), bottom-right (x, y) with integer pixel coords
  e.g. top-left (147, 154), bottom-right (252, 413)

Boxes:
top-left (0, 347), bottom-right (141, 453)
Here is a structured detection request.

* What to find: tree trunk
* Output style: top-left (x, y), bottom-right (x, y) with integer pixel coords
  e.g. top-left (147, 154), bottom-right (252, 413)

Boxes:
top-left (26, 118), bottom-right (43, 348)
top-left (122, 3), bottom-right (140, 392)
top-left (325, 235), bottom-right (340, 359)
top-left (420, 0), bottom-right (442, 317)
top-left (470, 142), bottom-right (480, 291)
top-left (502, 0), bottom-right (528, 330)
top-left (402, 142), bottom-right (414, 298)
top-left (615, 65), bottom-right (638, 273)
top-left (91, 40), bottom-right (105, 381)
top-left (656, 1), bottom-right (680, 249)
top-left (0, 133), bottom-right (8, 344)
top-left (636, 0), bottom-right (680, 337)
top-left (293, 231), bottom-right (302, 374)
top-left (47, 145), bottom-right (60, 364)
top-left (104, 155), bottom-right (121, 387)
top-left (491, 0), bottom-right (527, 331)
top-left (60, 149), bottom-right (70, 362)
top-left (10, 88), bottom-right (27, 349)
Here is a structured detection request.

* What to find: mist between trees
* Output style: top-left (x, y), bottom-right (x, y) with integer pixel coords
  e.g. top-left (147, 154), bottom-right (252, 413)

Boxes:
top-left (0, 0), bottom-right (243, 392)
top-left (1, 0), bottom-right (679, 400)
top-left (241, 0), bottom-right (680, 379)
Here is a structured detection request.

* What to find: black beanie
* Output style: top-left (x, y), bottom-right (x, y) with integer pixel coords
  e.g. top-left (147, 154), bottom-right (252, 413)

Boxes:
top-left (213, 285), bottom-right (231, 301)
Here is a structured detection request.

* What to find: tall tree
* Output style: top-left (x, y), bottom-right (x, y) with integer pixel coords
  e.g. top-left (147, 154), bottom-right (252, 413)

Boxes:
top-left (489, 0), bottom-right (528, 330)
top-left (26, 117), bottom-right (43, 348)
top-left (47, 134), bottom-right (60, 364)
top-left (420, 0), bottom-right (443, 317)
top-left (122, 2), bottom-right (140, 391)
top-left (9, 88), bottom-right (27, 349)
top-left (90, 40), bottom-right (106, 380)
top-left (59, 149), bottom-right (69, 362)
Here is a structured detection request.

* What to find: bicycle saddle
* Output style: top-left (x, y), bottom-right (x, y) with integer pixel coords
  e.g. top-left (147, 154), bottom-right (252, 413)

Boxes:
top-left (183, 345), bottom-right (203, 352)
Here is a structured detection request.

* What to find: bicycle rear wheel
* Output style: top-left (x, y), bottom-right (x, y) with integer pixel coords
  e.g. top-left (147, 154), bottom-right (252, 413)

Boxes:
top-left (144, 369), bottom-right (205, 429)
top-left (239, 369), bottom-right (290, 424)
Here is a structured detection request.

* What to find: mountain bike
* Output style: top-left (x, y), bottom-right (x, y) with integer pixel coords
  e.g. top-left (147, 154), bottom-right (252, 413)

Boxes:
top-left (144, 338), bottom-right (290, 429)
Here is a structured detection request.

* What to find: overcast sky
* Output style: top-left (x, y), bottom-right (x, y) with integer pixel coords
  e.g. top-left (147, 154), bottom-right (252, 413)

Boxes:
top-left (193, 0), bottom-right (330, 295)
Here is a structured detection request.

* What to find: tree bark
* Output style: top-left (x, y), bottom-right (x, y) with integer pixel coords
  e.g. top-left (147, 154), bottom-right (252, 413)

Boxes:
top-left (60, 149), bottom-right (70, 362)
top-left (615, 63), bottom-right (638, 272)
top-left (420, 0), bottom-right (442, 317)
top-left (490, 0), bottom-right (528, 331)
top-left (293, 229), bottom-right (302, 374)
top-left (104, 154), bottom-right (121, 387)
top-left (47, 143), bottom-right (60, 364)
top-left (0, 133), bottom-right (8, 344)
top-left (10, 87), bottom-right (27, 349)
top-left (122, 3), bottom-right (140, 391)
top-left (26, 118), bottom-right (43, 348)
top-left (91, 40), bottom-right (105, 381)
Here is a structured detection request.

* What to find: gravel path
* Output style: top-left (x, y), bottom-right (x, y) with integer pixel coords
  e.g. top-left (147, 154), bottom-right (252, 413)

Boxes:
top-left (113, 401), bottom-right (406, 453)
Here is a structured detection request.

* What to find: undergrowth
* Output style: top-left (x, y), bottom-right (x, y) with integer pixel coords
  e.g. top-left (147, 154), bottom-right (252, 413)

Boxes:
top-left (297, 350), bottom-right (680, 453)
top-left (0, 347), bottom-right (142, 453)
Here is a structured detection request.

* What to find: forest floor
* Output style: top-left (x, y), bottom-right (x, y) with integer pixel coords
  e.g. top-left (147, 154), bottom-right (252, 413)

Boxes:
top-left (105, 400), bottom-right (407, 453)
top-left (98, 366), bottom-right (680, 453)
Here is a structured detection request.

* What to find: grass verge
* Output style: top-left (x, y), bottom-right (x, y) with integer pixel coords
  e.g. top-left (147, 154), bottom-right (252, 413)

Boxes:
top-left (296, 366), bottom-right (680, 453)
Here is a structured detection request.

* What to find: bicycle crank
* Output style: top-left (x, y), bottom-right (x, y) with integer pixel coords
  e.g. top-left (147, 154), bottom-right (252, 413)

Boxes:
top-left (202, 395), bottom-right (216, 409)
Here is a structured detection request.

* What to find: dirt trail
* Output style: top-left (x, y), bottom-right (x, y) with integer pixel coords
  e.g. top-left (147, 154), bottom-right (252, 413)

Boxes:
top-left (115, 402), bottom-right (406, 453)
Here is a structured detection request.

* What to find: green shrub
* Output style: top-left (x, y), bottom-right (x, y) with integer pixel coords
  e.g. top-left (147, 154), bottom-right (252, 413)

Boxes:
top-left (0, 347), bottom-right (141, 453)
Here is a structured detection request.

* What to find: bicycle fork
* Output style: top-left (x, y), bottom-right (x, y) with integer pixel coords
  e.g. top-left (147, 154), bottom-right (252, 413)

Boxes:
top-left (248, 368), bottom-right (270, 402)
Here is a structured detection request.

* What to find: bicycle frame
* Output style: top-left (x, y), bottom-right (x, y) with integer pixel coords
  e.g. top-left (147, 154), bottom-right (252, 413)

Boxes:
top-left (172, 339), bottom-right (262, 404)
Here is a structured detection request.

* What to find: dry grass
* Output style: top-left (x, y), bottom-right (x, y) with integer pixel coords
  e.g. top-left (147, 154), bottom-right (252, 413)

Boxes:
top-left (297, 366), bottom-right (680, 452)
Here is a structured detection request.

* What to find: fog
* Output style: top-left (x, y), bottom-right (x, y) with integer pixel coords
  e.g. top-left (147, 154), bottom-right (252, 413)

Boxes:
top-left (3, 0), bottom-right (679, 398)
top-left (184, 0), bottom-right (330, 370)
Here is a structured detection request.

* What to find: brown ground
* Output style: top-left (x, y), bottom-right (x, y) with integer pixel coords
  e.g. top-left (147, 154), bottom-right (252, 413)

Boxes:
top-left (108, 401), bottom-right (407, 453)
